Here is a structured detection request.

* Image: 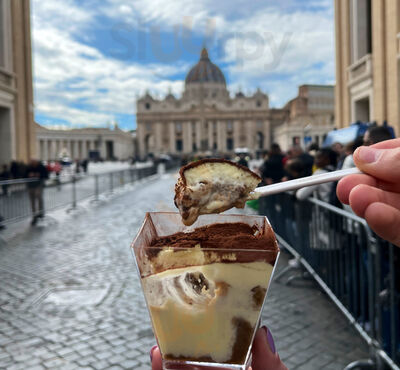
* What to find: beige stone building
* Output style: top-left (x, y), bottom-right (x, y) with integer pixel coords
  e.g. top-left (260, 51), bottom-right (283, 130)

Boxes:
top-left (335, 0), bottom-right (400, 135)
top-left (136, 48), bottom-right (285, 159)
top-left (0, 0), bottom-right (36, 166)
top-left (273, 85), bottom-right (335, 151)
top-left (36, 123), bottom-right (135, 161)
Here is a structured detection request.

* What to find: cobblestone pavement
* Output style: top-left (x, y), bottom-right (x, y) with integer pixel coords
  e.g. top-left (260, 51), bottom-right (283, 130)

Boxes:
top-left (0, 173), bottom-right (369, 370)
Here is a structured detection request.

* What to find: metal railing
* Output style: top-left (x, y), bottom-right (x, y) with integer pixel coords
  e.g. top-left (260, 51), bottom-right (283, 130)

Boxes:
top-left (259, 193), bottom-right (400, 370)
top-left (0, 164), bottom-right (159, 226)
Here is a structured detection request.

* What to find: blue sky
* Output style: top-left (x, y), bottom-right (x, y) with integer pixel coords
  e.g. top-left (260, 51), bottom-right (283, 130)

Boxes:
top-left (31, 0), bottom-right (335, 131)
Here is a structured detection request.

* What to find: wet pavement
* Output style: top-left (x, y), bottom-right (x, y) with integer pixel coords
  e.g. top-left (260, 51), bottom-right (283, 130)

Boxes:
top-left (0, 173), bottom-right (369, 369)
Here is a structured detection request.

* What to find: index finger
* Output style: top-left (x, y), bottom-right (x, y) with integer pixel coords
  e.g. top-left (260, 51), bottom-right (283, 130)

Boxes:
top-left (370, 138), bottom-right (400, 149)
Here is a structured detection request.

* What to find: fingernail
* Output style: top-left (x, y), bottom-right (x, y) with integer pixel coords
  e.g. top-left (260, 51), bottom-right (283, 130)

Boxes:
top-left (150, 345), bottom-right (157, 362)
top-left (262, 326), bottom-right (276, 354)
top-left (357, 147), bottom-right (383, 163)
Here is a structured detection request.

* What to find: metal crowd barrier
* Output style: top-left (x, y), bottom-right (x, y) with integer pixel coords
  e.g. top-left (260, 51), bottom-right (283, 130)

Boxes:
top-left (259, 193), bottom-right (400, 370)
top-left (0, 164), bottom-right (159, 226)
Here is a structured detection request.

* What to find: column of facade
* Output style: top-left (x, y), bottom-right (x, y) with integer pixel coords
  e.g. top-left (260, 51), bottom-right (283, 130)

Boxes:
top-left (100, 139), bottom-right (106, 159)
top-left (196, 121), bottom-right (202, 150)
top-left (85, 140), bottom-right (90, 157)
top-left (208, 121), bottom-right (214, 150)
top-left (187, 121), bottom-right (193, 153)
top-left (55, 140), bottom-right (60, 159)
top-left (264, 120), bottom-right (271, 149)
top-left (182, 121), bottom-right (190, 154)
top-left (79, 140), bottom-right (86, 159)
top-left (42, 139), bottom-right (48, 161)
top-left (50, 140), bottom-right (55, 159)
top-left (217, 121), bottom-right (226, 152)
top-left (233, 120), bottom-right (240, 149)
top-left (70, 140), bottom-right (76, 159)
top-left (39, 140), bottom-right (44, 160)
top-left (154, 122), bottom-right (163, 155)
top-left (169, 122), bottom-right (175, 153)
top-left (76, 140), bottom-right (81, 159)
top-left (66, 140), bottom-right (71, 158)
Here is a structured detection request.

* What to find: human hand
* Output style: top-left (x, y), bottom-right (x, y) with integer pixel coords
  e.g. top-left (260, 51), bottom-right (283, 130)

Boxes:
top-left (337, 138), bottom-right (400, 247)
top-left (150, 326), bottom-right (287, 370)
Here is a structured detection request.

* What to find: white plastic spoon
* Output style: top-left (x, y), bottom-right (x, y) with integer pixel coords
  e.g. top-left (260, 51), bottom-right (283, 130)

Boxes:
top-left (251, 167), bottom-right (363, 198)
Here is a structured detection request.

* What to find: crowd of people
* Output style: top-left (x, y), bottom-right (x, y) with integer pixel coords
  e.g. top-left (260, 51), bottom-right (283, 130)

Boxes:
top-left (254, 125), bottom-right (394, 206)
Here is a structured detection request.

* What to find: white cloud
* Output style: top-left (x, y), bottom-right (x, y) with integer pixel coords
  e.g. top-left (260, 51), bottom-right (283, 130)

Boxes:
top-left (31, 3), bottom-right (187, 127)
top-left (100, 0), bottom-right (334, 106)
top-left (220, 8), bottom-right (335, 105)
top-left (31, 0), bottom-right (335, 127)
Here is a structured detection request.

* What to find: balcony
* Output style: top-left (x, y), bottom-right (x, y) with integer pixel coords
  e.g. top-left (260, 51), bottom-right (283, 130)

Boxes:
top-left (0, 67), bottom-right (15, 92)
top-left (347, 53), bottom-right (372, 87)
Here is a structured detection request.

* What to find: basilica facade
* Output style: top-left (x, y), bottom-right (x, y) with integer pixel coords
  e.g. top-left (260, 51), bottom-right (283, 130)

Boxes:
top-left (136, 48), bottom-right (286, 159)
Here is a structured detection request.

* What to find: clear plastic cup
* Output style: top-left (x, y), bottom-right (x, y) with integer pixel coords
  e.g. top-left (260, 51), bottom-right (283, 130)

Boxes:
top-left (131, 212), bottom-right (280, 370)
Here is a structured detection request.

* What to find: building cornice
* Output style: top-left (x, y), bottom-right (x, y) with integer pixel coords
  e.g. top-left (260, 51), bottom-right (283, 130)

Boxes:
top-left (137, 108), bottom-right (277, 122)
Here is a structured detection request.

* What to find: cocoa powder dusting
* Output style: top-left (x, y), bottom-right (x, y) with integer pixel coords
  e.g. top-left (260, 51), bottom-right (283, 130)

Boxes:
top-left (147, 222), bottom-right (278, 264)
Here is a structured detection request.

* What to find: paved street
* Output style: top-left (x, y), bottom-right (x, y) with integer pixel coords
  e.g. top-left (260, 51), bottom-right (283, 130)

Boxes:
top-left (0, 173), bottom-right (369, 370)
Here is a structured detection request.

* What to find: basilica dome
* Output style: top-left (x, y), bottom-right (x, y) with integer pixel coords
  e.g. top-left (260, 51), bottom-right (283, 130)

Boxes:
top-left (185, 48), bottom-right (226, 86)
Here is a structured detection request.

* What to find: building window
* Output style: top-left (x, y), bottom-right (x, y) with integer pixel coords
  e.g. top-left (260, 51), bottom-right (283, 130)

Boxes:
top-left (145, 102), bottom-right (151, 110)
top-left (213, 142), bottom-right (217, 150)
top-left (176, 122), bottom-right (182, 133)
top-left (349, 0), bottom-right (372, 62)
top-left (354, 96), bottom-right (370, 122)
top-left (227, 120), bottom-right (233, 132)
top-left (192, 143), bottom-right (197, 152)
top-left (176, 140), bottom-right (183, 152)
top-left (256, 100), bottom-right (261, 107)
top-left (226, 138), bottom-right (234, 151)
top-left (213, 121), bottom-right (217, 131)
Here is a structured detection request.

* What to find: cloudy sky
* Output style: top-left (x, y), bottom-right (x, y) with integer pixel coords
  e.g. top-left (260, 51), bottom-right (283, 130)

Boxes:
top-left (31, 0), bottom-right (335, 131)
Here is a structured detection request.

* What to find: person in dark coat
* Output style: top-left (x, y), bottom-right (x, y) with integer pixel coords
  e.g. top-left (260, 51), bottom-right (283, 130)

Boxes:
top-left (261, 143), bottom-right (285, 184)
top-left (291, 145), bottom-right (314, 176)
top-left (25, 159), bottom-right (48, 225)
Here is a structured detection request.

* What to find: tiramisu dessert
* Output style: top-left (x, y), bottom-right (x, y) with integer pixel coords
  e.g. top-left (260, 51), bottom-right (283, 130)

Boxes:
top-left (132, 212), bottom-right (279, 368)
top-left (174, 159), bottom-right (261, 226)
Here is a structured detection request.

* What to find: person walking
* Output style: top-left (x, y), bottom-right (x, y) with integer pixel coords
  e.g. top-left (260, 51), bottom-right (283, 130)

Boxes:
top-left (25, 159), bottom-right (48, 225)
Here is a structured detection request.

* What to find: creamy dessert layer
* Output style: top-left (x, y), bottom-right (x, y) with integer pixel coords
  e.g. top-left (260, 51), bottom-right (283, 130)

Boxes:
top-left (174, 159), bottom-right (261, 226)
top-left (143, 262), bottom-right (273, 364)
top-left (139, 222), bottom-right (279, 365)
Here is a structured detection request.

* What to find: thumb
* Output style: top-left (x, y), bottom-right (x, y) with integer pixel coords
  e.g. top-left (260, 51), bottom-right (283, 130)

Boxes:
top-left (251, 327), bottom-right (287, 370)
top-left (354, 146), bottom-right (400, 184)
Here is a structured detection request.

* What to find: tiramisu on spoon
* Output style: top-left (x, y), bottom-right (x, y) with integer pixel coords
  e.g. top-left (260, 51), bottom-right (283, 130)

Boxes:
top-left (175, 158), bottom-right (362, 226)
